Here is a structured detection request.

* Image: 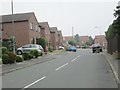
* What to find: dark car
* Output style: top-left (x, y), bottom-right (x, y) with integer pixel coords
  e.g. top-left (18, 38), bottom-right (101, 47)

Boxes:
top-left (92, 44), bottom-right (102, 53)
top-left (68, 46), bottom-right (77, 52)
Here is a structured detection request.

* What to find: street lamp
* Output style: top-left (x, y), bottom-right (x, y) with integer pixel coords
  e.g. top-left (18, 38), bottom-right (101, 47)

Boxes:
top-left (94, 26), bottom-right (101, 35)
top-left (11, 0), bottom-right (16, 54)
top-left (72, 26), bottom-right (74, 40)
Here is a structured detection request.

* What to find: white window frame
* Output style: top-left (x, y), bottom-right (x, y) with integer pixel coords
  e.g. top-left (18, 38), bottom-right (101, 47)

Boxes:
top-left (35, 25), bottom-right (38, 31)
top-left (30, 23), bottom-right (33, 30)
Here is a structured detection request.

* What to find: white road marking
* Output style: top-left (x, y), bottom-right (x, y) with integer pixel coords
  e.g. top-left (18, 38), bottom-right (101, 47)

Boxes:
top-left (77, 55), bottom-right (80, 58)
top-left (71, 58), bottom-right (77, 62)
top-left (22, 76), bottom-right (46, 89)
top-left (56, 63), bottom-right (68, 71)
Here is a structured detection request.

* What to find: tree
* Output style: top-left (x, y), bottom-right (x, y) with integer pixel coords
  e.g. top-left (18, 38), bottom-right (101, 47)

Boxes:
top-left (74, 34), bottom-right (80, 45)
top-left (88, 36), bottom-right (94, 45)
top-left (112, 5), bottom-right (120, 36)
top-left (68, 40), bottom-right (77, 46)
top-left (105, 25), bottom-right (116, 38)
top-left (38, 37), bottom-right (46, 51)
top-left (106, 5), bottom-right (120, 38)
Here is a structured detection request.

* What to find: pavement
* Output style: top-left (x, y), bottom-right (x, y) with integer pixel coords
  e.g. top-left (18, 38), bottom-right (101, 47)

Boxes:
top-left (0, 49), bottom-right (120, 87)
top-left (102, 50), bottom-right (120, 87)
top-left (0, 50), bottom-right (66, 75)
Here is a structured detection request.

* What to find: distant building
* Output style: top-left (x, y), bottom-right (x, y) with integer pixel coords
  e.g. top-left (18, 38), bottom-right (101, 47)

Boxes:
top-left (63, 36), bottom-right (73, 46)
top-left (58, 30), bottom-right (63, 46)
top-left (94, 35), bottom-right (107, 48)
top-left (1, 12), bottom-right (41, 48)
top-left (50, 27), bottom-right (59, 50)
top-left (39, 22), bottom-right (51, 47)
top-left (79, 36), bottom-right (89, 47)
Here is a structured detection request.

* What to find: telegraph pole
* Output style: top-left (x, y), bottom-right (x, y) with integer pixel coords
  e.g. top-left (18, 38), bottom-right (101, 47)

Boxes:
top-left (11, 0), bottom-right (16, 54)
top-left (72, 26), bottom-right (74, 40)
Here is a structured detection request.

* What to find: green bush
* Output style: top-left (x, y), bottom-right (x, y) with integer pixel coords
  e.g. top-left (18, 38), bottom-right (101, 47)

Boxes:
top-left (2, 54), bottom-right (9, 64)
top-left (48, 47), bottom-right (53, 52)
top-left (30, 50), bottom-right (39, 58)
top-left (22, 53), bottom-right (30, 60)
top-left (16, 56), bottom-right (23, 62)
top-left (7, 52), bottom-right (16, 63)
top-left (22, 53), bottom-right (33, 60)
top-left (28, 53), bottom-right (33, 59)
top-left (34, 50), bottom-right (39, 58)
top-left (2, 47), bottom-right (8, 54)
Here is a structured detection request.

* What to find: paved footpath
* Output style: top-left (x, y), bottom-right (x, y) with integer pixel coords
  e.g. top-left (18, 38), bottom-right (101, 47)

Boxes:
top-left (102, 51), bottom-right (120, 87)
top-left (0, 52), bottom-right (60, 75)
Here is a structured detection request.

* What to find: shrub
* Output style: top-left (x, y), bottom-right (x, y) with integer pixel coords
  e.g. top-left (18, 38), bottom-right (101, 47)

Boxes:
top-left (2, 47), bottom-right (8, 54)
top-left (7, 52), bottom-right (16, 63)
top-left (2, 54), bottom-right (9, 64)
top-left (28, 53), bottom-right (33, 59)
top-left (30, 50), bottom-right (39, 58)
top-left (22, 53), bottom-right (29, 60)
top-left (16, 56), bottom-right (23, 62)
top-left (34, 50), bottom-right (39, 58)
top-left (48, 47), bottom-right (53, 52)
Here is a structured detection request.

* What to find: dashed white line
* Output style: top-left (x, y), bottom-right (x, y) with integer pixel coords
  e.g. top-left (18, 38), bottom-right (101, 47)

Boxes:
top-left (71, 58), bottom-right (77, 62)
top-left (22, 76), bottom-right (46, 89)
top-left (77, 55), bottom-right (80, 58)
top-left (56, 63), bottom-right (68, 71)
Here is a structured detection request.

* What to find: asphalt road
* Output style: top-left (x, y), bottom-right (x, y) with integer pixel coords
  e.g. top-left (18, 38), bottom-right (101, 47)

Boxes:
top-left (2, 49), bottom-right (118, 89)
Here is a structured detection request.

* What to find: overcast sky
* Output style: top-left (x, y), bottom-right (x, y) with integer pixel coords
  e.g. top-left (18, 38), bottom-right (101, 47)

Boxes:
top-left (0, 0), bottom-right (119, 38)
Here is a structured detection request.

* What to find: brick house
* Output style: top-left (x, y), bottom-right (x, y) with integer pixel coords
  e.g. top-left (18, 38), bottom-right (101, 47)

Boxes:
top-left (39, 22), bottom-right (51, 47)
top-left (1, 12), bottom-right (41, 48)
top-left (79, 36), bottom-right (89, 47)
top-left (94, 35), bottom-right (107, 48)
top-left (58, 30), bottom-right (63, 46)
top-left (63, 36), bottom-right (73, 46)
top-left (50, 27), bottom-right (59, 50)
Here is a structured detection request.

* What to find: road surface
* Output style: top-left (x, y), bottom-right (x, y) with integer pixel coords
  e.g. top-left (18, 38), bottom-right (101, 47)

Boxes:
top-left (2, 49), bottom-right (118, 89)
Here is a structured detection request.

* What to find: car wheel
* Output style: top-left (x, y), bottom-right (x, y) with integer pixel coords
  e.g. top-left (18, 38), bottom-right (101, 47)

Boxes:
top-left (100, 49), bottom-right (102, 52)
top-left (93, 50), bottom-right (95, 53)
top-left (17, 50), bottom-right (22, 55)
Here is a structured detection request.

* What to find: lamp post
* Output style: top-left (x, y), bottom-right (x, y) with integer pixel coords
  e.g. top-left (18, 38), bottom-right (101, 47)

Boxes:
top-left (11, 0), bottom-right (16, 54)
top-left (95, 26), bottom-right (101, 36)
top-left (72, 26), bottom-right (74, 40)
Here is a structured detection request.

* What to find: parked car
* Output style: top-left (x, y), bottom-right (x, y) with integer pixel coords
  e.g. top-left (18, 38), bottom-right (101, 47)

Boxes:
top-left (68, 46), bottom-right (77, 52)
top-left (58, 46), bottom-right (64, 50)
top-left (17, 44), bottom-right (44, 55)
top-left (92, 44), bottom-right (102, 53)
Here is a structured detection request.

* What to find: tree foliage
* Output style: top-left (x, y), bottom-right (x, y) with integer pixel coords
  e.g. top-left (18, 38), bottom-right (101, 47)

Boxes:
top-left (74, 34), bottom-right (80, 44)
top-left (68, 40), bottom-right (77, 46)
top-left (38, 37), bottom-right (46, 50)
top-left (106, 6), bottom-right (120, 38)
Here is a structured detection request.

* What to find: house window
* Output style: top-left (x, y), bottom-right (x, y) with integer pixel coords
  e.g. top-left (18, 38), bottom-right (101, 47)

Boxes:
top-left (38, 27), bottom-right (41, 32)
top-left (30, 23), bottom-right (33, 30)
top-left (35, 25), bottom-right (38, 31)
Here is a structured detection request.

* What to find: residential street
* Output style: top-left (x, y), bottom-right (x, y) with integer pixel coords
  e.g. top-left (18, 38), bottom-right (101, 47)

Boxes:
top-left (2, 49), bottom-right (118, 89)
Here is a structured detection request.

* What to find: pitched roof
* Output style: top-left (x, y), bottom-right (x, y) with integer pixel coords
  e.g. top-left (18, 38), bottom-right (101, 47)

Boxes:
top-left (39, 22), bottom-right (49, 29)
top-left (79, 36), bottom-right (89, 42)
top-left (50, 27), bottom-right (58, 33)
top-left (63, 36), bottom-right (73, 41)
top-left (94, 35), bottom-right (107, 43)
top-left (1, 12), bottom-right (34, 23)
top-left (58, 30), bottom-right (62, 34)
